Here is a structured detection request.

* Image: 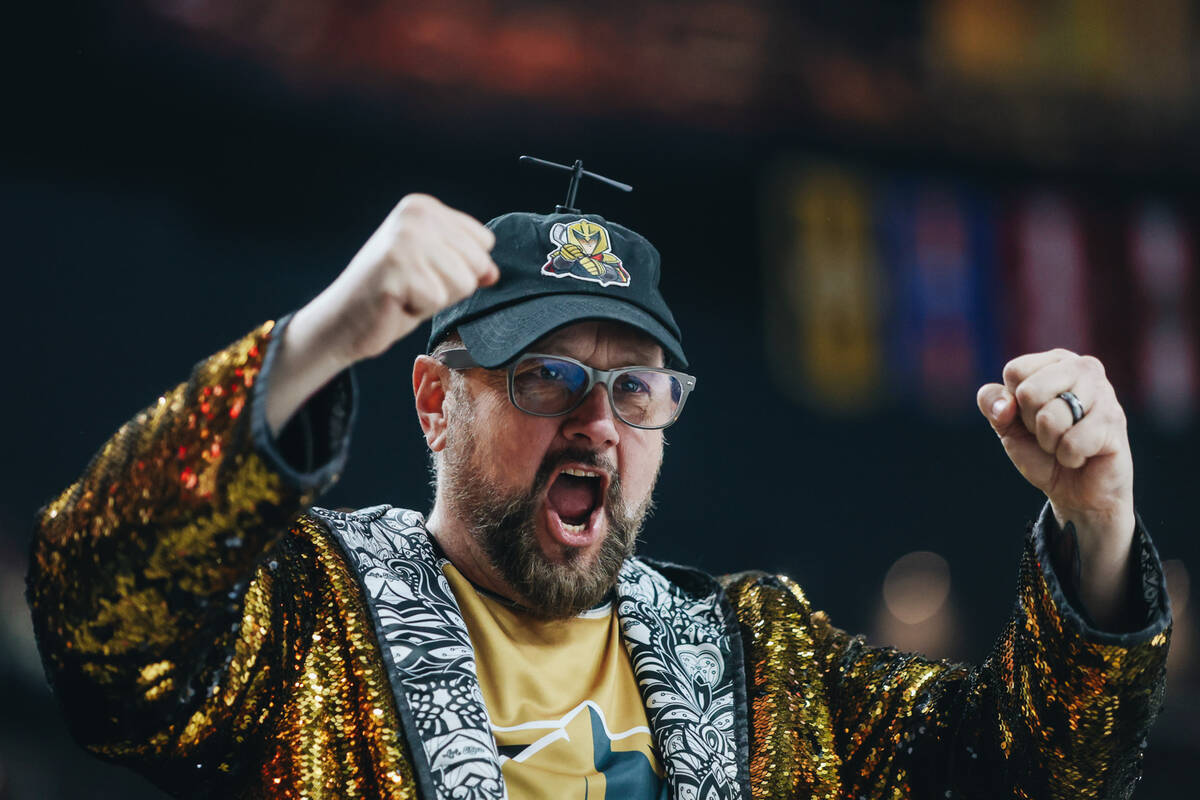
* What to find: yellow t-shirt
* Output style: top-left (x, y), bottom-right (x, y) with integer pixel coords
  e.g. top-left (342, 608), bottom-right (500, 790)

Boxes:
top-left (444, 564), bottom-right (666, 800)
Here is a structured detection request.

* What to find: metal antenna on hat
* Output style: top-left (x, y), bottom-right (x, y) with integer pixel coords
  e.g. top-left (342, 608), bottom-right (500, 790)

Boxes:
top-left (518, 156), bottom-right (633, 214)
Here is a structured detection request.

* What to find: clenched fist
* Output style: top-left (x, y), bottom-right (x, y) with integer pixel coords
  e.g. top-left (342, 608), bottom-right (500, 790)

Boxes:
top-left (977, 349), bottom-right (1136, 626)
top-left (318, 193), bottom-right (498, 362)
top-left (267, 194), bottom-right (498, 434)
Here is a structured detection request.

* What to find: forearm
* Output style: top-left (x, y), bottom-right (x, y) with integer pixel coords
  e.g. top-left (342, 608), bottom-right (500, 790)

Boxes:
top-left (984, 511), bottom-right (1169, 797)
top-left (265, 296), bottom-right (359, 436)
top-left (1050, 502), bottom-right (1138, 630)
top-left (825, 511), bottom-right (1168, 798)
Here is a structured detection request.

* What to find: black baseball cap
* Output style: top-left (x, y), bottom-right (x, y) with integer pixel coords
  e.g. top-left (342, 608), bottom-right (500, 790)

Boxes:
top-left (428, 211), bottom-right (687, 368)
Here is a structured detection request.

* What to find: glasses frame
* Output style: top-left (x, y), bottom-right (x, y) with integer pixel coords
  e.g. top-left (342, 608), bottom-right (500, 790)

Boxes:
top-left (438, 348), bottom-right (697, 430)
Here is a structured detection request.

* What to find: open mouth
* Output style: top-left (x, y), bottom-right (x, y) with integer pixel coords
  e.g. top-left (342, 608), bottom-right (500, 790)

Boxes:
top-left (545, 465), bottom-right (607, 546)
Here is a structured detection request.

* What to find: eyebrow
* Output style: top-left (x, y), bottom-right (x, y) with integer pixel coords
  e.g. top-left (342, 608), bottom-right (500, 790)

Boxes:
top-left (631, 349), bottom-right (665, 367)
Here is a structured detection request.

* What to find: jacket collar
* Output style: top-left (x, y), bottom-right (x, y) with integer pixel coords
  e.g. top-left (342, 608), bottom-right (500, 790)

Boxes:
top-left (317, 505), bottom-right (747, 800)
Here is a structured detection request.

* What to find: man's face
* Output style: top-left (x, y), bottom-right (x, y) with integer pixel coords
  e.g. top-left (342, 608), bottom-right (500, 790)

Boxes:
top-left (438, 321), bottom-right (666, 618)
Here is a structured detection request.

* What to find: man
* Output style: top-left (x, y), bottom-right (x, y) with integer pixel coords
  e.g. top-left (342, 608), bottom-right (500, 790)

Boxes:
top-left (29, 193), bottom-right (1169, 799)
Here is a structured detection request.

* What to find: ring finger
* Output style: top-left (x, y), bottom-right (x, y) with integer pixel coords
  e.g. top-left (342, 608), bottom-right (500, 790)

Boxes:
top-left (1034, 391), bottom-right (1082, 455)
top-left (1055, 406), bottom-right (1114, 469)
top-left (1013, 359), bottom-right (1095, 439)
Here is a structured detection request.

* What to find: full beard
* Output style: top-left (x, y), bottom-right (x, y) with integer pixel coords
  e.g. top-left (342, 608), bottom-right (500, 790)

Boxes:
top-left (440, 425), bottom-right (653, 620)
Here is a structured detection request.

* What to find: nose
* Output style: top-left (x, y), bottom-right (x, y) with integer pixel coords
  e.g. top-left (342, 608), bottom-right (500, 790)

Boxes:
top-left (560, 384), bottom-right (620, 448)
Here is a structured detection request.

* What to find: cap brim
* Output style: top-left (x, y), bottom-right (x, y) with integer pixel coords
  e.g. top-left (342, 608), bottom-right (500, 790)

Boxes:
top-left (457, 294), bottom-right (687, 369)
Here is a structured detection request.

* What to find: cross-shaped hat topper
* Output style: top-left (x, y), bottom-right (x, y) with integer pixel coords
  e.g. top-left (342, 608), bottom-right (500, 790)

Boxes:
top-left (519, 155), bottom-right (633, 214)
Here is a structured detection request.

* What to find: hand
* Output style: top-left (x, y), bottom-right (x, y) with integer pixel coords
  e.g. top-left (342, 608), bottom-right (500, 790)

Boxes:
top-left (302, 193), bottom-right (498, 364)
top-left (266, 194), bottom-right (498, 433)
top-left (977, 350), bottom-right (1136, 625)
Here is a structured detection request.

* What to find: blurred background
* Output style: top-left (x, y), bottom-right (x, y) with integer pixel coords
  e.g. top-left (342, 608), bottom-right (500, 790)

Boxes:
top-left (3, 0), bottom-right (1199, 796)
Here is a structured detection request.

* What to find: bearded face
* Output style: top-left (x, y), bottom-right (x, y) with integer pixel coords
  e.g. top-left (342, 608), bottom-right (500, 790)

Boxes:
top-left (436, 378), bottom-right (657, 619)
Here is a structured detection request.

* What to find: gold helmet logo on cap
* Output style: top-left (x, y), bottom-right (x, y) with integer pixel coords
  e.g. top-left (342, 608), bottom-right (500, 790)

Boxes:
top-left (542, 219), bottom-right (631, 288)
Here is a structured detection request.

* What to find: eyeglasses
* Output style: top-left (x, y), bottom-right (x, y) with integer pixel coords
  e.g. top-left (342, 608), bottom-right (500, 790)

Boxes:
top-left (438, 349), bottom-right (697, 430)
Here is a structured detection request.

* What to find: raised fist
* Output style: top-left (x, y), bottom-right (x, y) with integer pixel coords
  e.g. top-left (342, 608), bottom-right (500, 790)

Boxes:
top-left (266, 194), bottom-right (497, 434)
top-left (316, 194), bottom-right (499, 363)
top-left (977, 349), bottom-right (1134, 539)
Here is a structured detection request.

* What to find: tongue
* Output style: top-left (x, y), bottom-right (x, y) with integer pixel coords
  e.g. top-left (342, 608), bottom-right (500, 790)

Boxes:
top-left (547, 474), bottom-right (596, 523)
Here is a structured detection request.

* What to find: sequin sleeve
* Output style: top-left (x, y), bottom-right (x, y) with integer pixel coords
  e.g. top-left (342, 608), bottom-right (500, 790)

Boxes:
top-left (26, 318), bottom-right (354, 790)
top-left (725, 509), bottom-right (1170, 800)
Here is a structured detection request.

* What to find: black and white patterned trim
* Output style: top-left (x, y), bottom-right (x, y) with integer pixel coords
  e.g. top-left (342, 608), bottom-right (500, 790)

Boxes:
top-left (317, 504), bottom-right (741, 800)
top-left (617, 559), bottom-right (740, 800)
top-left (314, 505), bottom-right (505, 800)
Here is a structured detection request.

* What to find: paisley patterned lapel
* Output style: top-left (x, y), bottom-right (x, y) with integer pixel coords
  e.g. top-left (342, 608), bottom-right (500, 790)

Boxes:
top-left (617, 559), bottom-right (745, 800)
top-left (314, 505), bottom-right (505, 800)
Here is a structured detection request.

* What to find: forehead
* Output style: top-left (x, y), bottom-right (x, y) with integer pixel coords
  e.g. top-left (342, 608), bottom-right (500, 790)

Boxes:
top-left (530, 320), bottom-right (664, 367)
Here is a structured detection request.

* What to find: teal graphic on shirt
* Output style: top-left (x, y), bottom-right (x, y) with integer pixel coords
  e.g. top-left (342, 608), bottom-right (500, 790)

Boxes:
top-left (586, 705), bottom-right (667, 799)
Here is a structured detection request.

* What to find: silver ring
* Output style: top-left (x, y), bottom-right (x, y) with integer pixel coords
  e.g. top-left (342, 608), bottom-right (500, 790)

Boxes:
top-left (1058, 391), bottom-right (1085, 425)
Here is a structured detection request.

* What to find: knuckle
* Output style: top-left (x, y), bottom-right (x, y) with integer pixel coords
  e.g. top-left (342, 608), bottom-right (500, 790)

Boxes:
top-left (397, 193), bottom-right (437, 218)
top-left (1052, 347), bottom-right (1077, 358)
top-left (393, 224), bottom-right (416, 246)
top-left (426, 282), bottom-right (449, 308)
top-left (390, 227), bottom-right (418, 256)
top-left (1080, 354), bottom-right (1106, 376)
top-left (1002, 360), bottom-right (1021, 385)
top-left (1035, 405), bottom-right (1057, 429)
top-left (1015, 384), bottom-right (1035, 407)
top-left (448, 272), bottom-right (474, 298)
top-left (380, 269), bottom-right (405, 299)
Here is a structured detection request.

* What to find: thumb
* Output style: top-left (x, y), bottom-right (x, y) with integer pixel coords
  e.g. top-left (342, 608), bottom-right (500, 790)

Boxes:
top-left (976, 383), bottom-right (1018, 435)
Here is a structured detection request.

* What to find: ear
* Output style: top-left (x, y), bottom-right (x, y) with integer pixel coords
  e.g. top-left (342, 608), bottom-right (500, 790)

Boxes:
top-left (413, 355), bottom-right (450, 453)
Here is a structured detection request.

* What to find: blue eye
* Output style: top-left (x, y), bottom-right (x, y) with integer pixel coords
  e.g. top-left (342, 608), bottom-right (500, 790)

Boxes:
top-left (618, 375), bottom-right (650, 395)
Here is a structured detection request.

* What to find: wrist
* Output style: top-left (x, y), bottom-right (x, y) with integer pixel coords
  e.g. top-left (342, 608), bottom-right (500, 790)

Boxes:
top-left (265, 304), bottom-right (356, 436)
top-left (285, 299), bottom-right (359, 376)
top-left (1049, 500), bottom-right (1137, 628)
top-left (1050, 499), bottom-right (1135, 555)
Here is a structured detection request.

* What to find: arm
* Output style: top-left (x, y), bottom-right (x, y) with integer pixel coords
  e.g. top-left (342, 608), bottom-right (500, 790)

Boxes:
top-left (27, 194), bottom-right (496, 788)
top-left (728, 351), bottom-right (1168, 798)
top-left (26, 320), bottom-right (350, 781)
top-left (725, 518), bottom-right (1169, 799)
top-left (832, 513), bottom-right (1167, 798)
top-left (977, 350), bottom-right (1138, 629)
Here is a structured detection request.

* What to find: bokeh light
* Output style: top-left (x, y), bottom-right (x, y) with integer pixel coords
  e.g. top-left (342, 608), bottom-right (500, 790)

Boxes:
top-left (882, 550), bottom-right (951, 625)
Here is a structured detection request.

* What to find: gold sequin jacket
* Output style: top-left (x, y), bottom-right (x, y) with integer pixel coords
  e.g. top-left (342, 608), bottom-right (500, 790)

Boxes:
top-left (28, 319), bottom-right (1171, 799)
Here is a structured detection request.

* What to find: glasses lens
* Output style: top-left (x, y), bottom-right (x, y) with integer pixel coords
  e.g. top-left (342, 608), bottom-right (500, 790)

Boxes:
top-left (611, 370), bottom-right (683, 428)
top-left (511, 356), bottom-right (589, 415)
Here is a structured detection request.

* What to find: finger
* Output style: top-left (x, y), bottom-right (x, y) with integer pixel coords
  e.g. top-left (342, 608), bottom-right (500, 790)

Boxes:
top-left (1013, 354), bottom-right (1103, 413)
top-left (1013, 356), bottom-right (1105, 437)
top-left (400, 261), bottom-right (450, 318)
top-left (1033, 397), bottom-right (1075, 455)
top-left (976, 383), bottom-right (1019, 435)
top-left (978, 381), bottom-right (1056, 489)
top-left (1002, 349), bottom-right (1076, 393)
top-left (445, 234), bottom-right (500, 285)
top-left (1055, 410), bottom-right (1115, 469)
top-left (428, 247), bottom-right (481, 304)
top-left (443, 206), bottom-right (497, 251)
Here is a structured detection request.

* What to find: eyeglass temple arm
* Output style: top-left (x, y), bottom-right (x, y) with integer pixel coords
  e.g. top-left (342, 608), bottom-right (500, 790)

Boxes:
top-left (437, 349), bottom-right (481, 369)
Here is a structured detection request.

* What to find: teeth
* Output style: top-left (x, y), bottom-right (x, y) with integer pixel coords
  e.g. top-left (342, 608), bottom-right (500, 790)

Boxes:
top-left (563, 468), bottom-right (600, 479)
top-left (561, 522), bottom-right (586, 533)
